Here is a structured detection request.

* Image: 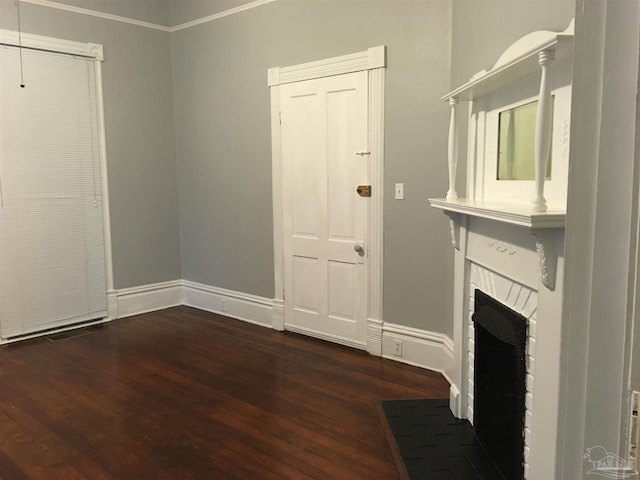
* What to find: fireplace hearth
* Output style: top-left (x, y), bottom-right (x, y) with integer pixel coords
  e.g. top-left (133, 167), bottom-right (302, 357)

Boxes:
top-left (473, 289), bottom-right (527, 480)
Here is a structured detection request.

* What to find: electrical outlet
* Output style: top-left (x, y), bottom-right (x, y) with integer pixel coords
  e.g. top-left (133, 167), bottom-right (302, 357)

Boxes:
top-left (393, 339), bottom-right (403, 357)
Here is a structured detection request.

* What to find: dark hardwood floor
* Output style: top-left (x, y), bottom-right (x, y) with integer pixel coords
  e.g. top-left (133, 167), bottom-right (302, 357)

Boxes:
top-left (0, 306), bottom-right (449, 479)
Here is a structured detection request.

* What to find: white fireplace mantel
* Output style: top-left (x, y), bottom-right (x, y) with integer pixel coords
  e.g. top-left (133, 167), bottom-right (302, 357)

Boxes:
top-left (430, 198), bottom-right (564, 290)
top-left (431, 20), bottom-right (573, 293)
top-left (431, 21), bottom-right (574, 479)
top-left (429, 198), bottom-right (565, 229)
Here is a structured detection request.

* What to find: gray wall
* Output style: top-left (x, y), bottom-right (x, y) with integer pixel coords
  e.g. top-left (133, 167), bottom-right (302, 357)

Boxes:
top-left (170, 0), bottom-right (572, 337)
top-left (171, 0), bottom-right (455, 333)
top-left (0, 0), bottom-right (579, 339)
top-left (0, 0), bottom-right (182, 289)
top-left (451, 0), bottom-right (576, 87)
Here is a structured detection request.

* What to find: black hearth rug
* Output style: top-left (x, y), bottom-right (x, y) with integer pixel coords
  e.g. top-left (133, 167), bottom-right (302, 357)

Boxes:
top-left (377, 398), bottom-right (504, 480)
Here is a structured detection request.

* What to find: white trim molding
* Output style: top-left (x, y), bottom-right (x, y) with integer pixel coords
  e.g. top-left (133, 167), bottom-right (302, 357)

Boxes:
top-left (367, 64), bottom-right (386, 354)
top-left (268, 46), bottom-right (386, 87)
top-left (381, 322), bottom-right (454, 382)
top-left (20, 0), bottom-right (171, 32)
top-left (0, 29), bottom-right (104, 60)
top-left (171, 0), bottom-right (277, 32)
top-left (18, 0), bottom-right (279, 33)
top-left (0, 317), bottom-right (111, 345)
top-left (183, 281), bottom-right (274, 328)
top-left (115, 280), bottom-right (274, 328)
top-left (557, 2), bottom-right (640, 478)
top-left (107, 290), bottom-right (118, 319)
top-left (285, 325), bottom-right (367, 351)
top-left (112, 279), bottom-right (455, 386)
top-left (115, 280), bottom-right (183, 319)
top-left (272, 298), bottom-right (284, 331)
top-left (367, 318), bottom-right (383, 355)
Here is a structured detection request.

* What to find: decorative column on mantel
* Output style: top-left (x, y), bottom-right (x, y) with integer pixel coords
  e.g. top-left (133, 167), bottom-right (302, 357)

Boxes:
top-left (532, 49), bottom-right (556, 212)
top-left (447, 97), bottom-right (459, 201)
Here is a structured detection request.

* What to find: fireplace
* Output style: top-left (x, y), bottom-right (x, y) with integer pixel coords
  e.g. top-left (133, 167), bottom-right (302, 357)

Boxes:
top-left (473, 289), bottom-right (527, 480)
top-left (430, 217), bottom-right (563, 480)
top-left (428, 20), bottom-right (572, 478)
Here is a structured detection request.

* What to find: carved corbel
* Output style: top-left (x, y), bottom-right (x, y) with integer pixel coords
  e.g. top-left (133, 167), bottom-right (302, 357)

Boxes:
top-left (445, 212), bottom-right (460, 250)
top-left (532, 229), bottom-right (557, 290)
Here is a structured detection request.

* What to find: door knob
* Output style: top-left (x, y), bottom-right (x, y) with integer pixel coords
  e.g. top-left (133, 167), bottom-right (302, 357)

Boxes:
top-left (354, 244), bottom-right (364, 253)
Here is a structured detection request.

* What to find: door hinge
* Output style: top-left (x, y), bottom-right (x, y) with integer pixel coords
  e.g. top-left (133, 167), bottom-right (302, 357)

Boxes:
top-left (279, 111), bottom-right (282, 125)
top-left (355, 151), bottom-right (370, 156)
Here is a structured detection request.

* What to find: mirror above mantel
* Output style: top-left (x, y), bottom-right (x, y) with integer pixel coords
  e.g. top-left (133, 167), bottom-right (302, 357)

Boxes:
top-left (430, 19), bottom-right (574, 290)
top-left (431, 19), bottom-right (574, 216)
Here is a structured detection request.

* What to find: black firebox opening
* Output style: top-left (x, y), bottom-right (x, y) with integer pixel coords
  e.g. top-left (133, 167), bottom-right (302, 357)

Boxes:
top-left (472, 289), bottom-right (527, 480)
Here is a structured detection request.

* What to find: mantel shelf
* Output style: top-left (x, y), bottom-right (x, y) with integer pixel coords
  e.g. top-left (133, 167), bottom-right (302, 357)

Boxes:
top-left (430, 198), bottom-right (564, 290)
top-left (429, 198), bottom-right (566, 230)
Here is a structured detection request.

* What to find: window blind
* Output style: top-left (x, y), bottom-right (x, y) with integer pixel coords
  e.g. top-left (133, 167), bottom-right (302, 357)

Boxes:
top-left (0, 45), bottom-right (107, 339)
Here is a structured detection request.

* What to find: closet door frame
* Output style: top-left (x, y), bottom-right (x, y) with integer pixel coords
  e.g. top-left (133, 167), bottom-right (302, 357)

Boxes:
top-left (0, 29), bottom-right (115, 322)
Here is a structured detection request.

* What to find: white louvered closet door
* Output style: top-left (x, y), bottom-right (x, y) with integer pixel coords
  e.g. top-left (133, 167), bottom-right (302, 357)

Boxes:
top-left (0, 46), bottom-right (107, 340)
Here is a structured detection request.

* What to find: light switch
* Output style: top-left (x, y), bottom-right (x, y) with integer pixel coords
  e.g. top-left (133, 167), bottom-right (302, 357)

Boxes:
top-left (395, 183), bottom-right (404, 200)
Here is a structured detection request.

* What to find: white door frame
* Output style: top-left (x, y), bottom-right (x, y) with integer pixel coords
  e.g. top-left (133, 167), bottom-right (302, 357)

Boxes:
top-left (0, 30), bottom-right (116, 321)
top-left (268, 46), bottom-right (386, 355)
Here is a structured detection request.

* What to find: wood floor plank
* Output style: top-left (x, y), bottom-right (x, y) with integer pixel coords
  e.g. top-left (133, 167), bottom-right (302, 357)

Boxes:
top-left (0, 306), bottom-right (449, 479)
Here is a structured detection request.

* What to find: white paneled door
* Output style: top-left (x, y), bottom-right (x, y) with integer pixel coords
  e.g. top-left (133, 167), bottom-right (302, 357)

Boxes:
top-left (280, 71), bottom-right (369, 348)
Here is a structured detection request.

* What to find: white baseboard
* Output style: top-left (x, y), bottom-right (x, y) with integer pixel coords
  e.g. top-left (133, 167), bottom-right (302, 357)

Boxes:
top-left (367, 317), bottom-right (383, 356)
top-left (115, 280), bottom-right (183, 318)
top-left (272, 298), bottom-right (284, 331)
top-left (107, 289), bottom-right (118, 319)
top-left (449, 384), bottom-right (461, 417)
top-left (115, 279), bottom-right (274, 328)
top-left (284, 323), bottom-right (367, 350)
top-left (381, 322), bottom-right (454, 381)
top-left (114, 280), bottom-right (454, 388)
top-left (182, 280), bottom-right (273, 328)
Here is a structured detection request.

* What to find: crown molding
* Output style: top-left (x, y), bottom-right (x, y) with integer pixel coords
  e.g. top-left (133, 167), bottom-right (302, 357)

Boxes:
top-left (19, 0), bottom-right (279, 33)
top-left (170, 0), bottom-right (277, 32)
top-left (21, 0), bottom-right (172, 32)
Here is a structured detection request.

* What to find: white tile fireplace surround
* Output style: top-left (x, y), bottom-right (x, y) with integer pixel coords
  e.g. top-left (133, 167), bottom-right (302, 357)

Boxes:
top-left (436, 212), bottom-right (565, 480)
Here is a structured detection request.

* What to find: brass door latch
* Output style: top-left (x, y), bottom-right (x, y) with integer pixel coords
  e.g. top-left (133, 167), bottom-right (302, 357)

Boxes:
top-left (356, 185), bottom-right (371, 197)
